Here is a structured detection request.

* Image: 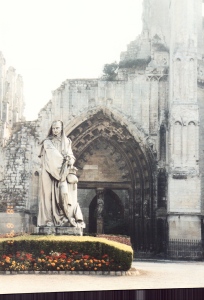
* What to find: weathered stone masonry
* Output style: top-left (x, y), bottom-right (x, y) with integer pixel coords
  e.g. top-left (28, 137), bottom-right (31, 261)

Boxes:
top-left (1, 0), bottom-right (204, 258)
top-left (0, 121), bottom-right (41, 233)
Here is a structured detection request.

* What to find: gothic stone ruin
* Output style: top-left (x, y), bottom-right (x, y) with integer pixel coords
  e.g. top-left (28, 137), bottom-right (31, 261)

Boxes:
top-left (1, 0), bottom-right (204, 259)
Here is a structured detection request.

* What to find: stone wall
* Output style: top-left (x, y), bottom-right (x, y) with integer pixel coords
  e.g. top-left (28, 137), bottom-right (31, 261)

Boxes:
top-left (142, 0), bottom-right (170, 46)
top-left (37, 72), bottom-right (168, 147)
top-left (0, 121), bottom-right (40, 233)
top-left (167, 0), bottom-right (203, 242)
top-left (168, 215), bottom-right (201, 240)
top-left (198, 87), bottom-right (204, 214)
top-left (0, 52), bottom-right (25, 147)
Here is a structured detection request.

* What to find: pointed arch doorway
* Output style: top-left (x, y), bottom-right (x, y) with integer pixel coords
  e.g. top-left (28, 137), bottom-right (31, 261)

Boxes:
top-left (65, 108), bottom-right (156, 252)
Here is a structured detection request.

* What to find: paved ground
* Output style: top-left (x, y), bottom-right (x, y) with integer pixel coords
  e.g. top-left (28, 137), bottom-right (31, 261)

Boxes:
top-left (1, 260), bottom-right (204, 294)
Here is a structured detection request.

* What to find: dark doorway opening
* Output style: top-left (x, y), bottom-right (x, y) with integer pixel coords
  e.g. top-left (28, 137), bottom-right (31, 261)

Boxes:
top-left (89, 189), bottom-right (129, 235)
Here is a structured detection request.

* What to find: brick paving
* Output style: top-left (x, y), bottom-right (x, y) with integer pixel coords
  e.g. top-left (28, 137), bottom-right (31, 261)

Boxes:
top-left (1, 261), bottom-right (204, 294)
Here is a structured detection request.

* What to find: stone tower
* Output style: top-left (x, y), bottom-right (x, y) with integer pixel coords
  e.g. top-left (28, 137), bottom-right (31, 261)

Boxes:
top-left (167, 0), bottom-right (203, 243)
top-left (0, 52), bottom-right (25, 146)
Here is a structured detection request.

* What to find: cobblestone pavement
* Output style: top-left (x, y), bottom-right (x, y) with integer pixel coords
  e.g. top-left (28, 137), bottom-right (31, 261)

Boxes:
top-left (1, 261), bottom-right (204, 294)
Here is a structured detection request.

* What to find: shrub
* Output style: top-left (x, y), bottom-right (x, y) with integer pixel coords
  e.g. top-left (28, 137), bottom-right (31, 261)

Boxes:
top-left (0, 235), bottom-right (133, 272)
top-left (119, 57), bottom-right (151, 69)
top-left (102, 62), bottom-right (118, 81)
top-left (152, 43), bottom-right (169, 52)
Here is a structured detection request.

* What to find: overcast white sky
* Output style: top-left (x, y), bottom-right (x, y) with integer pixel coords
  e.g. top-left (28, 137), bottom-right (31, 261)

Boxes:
top-left (0, 0), bottom-right (143, 120)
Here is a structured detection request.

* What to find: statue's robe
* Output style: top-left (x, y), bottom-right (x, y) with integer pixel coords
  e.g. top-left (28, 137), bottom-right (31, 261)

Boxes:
top-left (37, 137), bottom-right (83, 227)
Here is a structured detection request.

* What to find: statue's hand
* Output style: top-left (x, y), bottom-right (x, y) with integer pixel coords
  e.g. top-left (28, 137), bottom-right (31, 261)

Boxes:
top-left (69, 165), bottom-right (78, 171)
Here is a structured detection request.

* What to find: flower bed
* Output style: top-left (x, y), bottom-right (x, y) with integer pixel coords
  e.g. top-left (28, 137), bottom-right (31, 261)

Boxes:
top-left (96, 234), bottom-right (131, 246)
top-left (0, 235), bottom-right (133, 272)
top-left (0, 251), bottom-right (121, 272)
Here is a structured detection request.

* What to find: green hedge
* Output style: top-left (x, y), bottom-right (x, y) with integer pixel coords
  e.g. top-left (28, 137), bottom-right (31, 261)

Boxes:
top-left (0, 235), bottom-right (133, 272)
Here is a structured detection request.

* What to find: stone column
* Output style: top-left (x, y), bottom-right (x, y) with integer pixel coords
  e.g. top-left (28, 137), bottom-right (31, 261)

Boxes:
top-left (95, 188), bottom-right (104, 234)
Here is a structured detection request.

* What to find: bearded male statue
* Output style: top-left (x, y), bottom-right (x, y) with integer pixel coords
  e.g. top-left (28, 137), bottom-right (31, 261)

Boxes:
top-left (37, 120), bottom-right (85, 229)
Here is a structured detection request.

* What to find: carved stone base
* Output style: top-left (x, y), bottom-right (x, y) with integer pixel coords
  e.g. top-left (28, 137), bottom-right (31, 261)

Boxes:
top-left (56, 227), bottom-right (83, 236)
top-left (36, 226), bottom-right (83, 236)
top-left (96, 219), bottom-right (104, 234)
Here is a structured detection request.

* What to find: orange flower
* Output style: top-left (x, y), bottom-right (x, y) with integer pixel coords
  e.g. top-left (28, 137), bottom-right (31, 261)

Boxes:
top-left (51, 262), bottom-right (55, 267)
top-left (94, 267), bottom-right (97, 271)
top-left (5, 257), bottom-right (10, 263)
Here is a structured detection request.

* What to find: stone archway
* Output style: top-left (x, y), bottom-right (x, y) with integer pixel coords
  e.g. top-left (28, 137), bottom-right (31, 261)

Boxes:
top-left (89, 189), bottom-right (127, 235)
top-left (65, 108), bottom-right (156, 252)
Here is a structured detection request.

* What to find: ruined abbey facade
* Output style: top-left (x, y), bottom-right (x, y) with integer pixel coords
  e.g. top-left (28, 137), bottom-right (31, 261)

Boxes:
top-left (1, 0), bottom-right (204, 258)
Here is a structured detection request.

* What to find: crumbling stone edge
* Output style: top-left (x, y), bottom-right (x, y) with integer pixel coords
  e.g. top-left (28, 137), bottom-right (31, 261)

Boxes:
top-left (0, 268), bottom-right (139, 276)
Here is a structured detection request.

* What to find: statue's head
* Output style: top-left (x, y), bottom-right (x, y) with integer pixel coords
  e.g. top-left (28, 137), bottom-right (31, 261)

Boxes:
top-left (51, 120), bottom-right (63, 137)
top-left (98, 198), bottom-right (104, 206)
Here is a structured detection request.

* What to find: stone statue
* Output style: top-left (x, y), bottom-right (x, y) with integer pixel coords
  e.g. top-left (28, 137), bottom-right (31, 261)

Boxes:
top-left (94, 196), bottom-right (104, 234)
top-left (37, 120), bottom-right (85, 228)
top-left (95, 198), bottom-right (104, 219)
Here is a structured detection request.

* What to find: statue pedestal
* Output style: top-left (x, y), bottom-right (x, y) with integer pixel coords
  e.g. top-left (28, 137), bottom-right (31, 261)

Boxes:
top-left (96, 219), bottom-right (103, 234)
top-left (56, 227), bottom-right (83, 236)
top-left (36, 226), bottom-right (83, 236)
